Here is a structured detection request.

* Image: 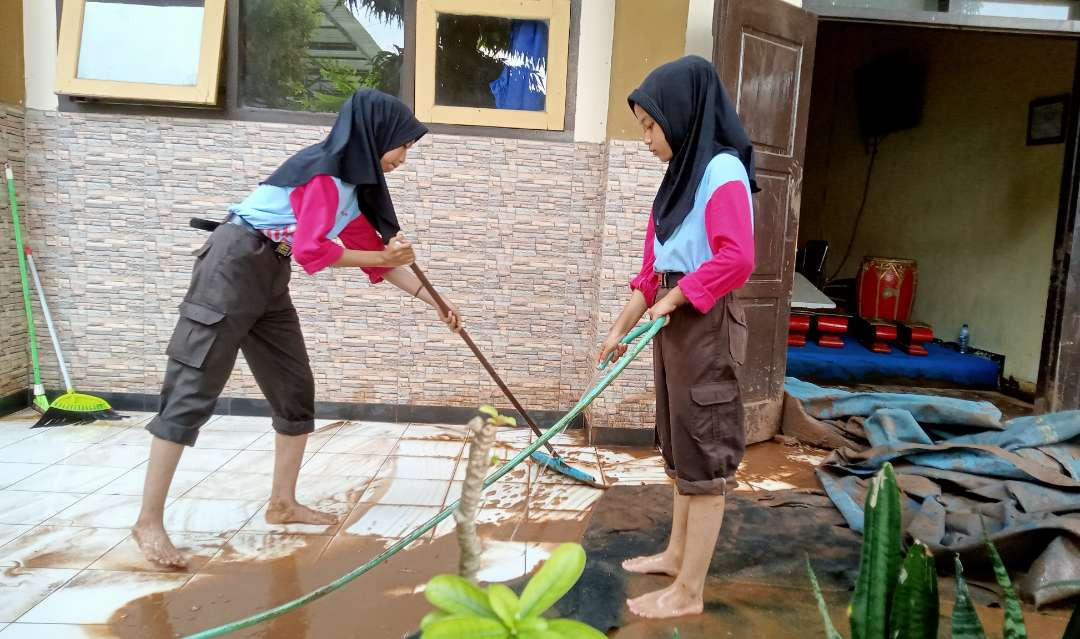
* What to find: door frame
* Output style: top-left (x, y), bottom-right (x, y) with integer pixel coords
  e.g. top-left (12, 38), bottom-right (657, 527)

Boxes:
top-left (1037, 41), bottom-right (1080, 412)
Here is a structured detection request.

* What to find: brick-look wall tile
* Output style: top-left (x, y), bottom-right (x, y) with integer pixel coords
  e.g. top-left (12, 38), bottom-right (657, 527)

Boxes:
top-left (0, 105), bottom-right (28, 398)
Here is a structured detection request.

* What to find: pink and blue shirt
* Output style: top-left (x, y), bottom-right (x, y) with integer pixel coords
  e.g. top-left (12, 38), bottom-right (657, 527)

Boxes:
top-left (229, 175), bottom-right (390, 282)
top-left (631, 152), bottom-right (756, 313)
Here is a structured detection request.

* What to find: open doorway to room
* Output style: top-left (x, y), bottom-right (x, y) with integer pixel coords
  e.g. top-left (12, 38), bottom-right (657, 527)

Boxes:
top-left (789, 18), bottom-right (1075, 404)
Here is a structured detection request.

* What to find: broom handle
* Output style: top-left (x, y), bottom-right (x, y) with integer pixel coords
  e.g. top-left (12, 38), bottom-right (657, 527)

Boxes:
top-left (26, 250), bottom-right (74, 393)
top-left (408, 263), bottom-right (561, 460)
top-left (5, 164), bottom-right (46, 396)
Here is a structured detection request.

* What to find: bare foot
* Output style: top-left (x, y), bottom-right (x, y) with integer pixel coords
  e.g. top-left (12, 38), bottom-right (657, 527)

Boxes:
top-left (622, 552), bottom-right (681, 576)
top-left (132, 521), bottom-right (186, 569)
top-left (627, 582), bottom-right (704, 619)
top-left (266, 500), bottom-right (338, 526)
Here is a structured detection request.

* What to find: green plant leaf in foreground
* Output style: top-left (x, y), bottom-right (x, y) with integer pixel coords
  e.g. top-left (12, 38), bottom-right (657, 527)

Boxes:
top-left (805, 558), bottom-right (843, 639)
top-left (889, 541), bottom-right (938, 639)
top-left (419, 611), bottom-right (452, 630)
top-left (849, 462), bottom-right (902, 639)
top-left (421, 615), bottom-right (509, 639)
top-left (487, 583), bottom-right (520, 629)
top-left (546, 618), bottom-right (608, 638)
top-left (518, 543), bottom-right (587, 619)
top-left (424, 574), bottom-right (496, 618)
top-left (985, 539), bottom-right (1027, 639)
top-left (952, 556), bottom-right (988, 639)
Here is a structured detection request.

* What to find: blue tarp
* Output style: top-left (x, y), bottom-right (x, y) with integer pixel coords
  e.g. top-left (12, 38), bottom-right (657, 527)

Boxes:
top-left (782, 378), bottom-right (1080, 607)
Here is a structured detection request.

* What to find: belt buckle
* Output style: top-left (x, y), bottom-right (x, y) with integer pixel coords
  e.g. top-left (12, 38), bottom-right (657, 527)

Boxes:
top-left (275, 242), bottom-right (292, 258)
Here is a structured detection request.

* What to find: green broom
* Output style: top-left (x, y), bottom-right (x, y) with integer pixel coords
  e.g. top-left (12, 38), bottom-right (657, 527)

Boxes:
top-left (6, 163), bottom-right (49, 413)
top-left (26, 246), bottom-right (123, 427)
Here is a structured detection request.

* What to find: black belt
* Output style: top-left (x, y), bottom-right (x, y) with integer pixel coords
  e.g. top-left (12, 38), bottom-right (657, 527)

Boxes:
top-left (189, 215), bottom-right (292, 258)
top-left (658, 272), bottom-right (685, 289)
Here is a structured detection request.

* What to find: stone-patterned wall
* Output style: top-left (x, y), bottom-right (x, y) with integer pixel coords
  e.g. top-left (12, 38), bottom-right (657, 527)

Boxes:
top-left (0, 104), bottom-right (27, 399)
top-left (22, 110), bottom-right (664, 431)
top-left (584, 140), bottom-right (665, 433)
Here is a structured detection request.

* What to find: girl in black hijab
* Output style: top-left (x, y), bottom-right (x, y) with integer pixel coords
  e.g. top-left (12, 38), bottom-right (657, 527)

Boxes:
top-left (597, 56), bottom-right (757, 619)
top-left (133, 90), bottom-right (461, 568)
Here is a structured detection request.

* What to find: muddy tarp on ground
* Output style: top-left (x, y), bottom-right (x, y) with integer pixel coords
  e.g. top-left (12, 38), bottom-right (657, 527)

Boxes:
top-left (782, 377), bottom-right (1080, 608)
top-left (542, 484), bottom-right (862, 635)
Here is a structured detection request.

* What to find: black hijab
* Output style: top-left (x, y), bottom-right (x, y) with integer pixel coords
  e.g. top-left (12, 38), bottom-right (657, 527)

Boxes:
top-left (264, 89), bottom-right (428, 243)
top-left (628, 55), bottom-right (759, 244)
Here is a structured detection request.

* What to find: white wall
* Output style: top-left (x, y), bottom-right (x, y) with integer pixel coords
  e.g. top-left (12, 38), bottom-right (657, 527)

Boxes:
top-left (573, 0), bottom-right (616, 142)
top-left (23, 0), bottom-right (58, 111)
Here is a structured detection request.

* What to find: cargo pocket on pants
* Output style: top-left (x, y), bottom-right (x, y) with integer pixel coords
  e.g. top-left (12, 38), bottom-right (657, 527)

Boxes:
top-left (727, 301), bottom-right (748, 366)
top-left (167, 301), bottom-right (226, 369)
top-left (690, 380), bottom-right (742, 443)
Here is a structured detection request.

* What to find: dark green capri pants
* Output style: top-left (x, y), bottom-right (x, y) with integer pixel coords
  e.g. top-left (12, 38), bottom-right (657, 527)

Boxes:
top-left (146, 221), bottom-right (316, 446)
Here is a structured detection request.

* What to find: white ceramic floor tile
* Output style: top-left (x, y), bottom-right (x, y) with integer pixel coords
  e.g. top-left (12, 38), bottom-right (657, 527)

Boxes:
top-left (401, 423), bottom-right (468, 440)
top-left (163, 498), bottom-right (264, 533)
top-left (0, 428), bottom-right (38, 449)
top-left (175, 448), bottom-right (241, 473)
top-left (245, 431), bottom-right (333, 452)
top-left (0, 492), bottom-right (86, 526)
top-left (337, 421), bottom-right (408, 438)
top-left (527, 485), bottom-right (603, 512)
top-left (319, 435), bottom-right (399, 455)
top-left (495, 428), bottom-right (534, 445)
top-left (0, 623), bottom-right (108, 638)
top-left (239, 503), bottom-right (348, 535)
top-left (217, 450), bottom-right (313, 474)
top-left (89, 531), bottom-right (230, 573)
top-left (7, 465), bottom-right (128, 495)
top-left (481, 481), bottom-right (529, 510)
top-left (300, 452), bottom-right (387, 478)
top-left (391, 439), bottom-right (465, 458)
top-left (96, 466), bottom-right (210, 498)
top-left (0, 568), bottom-right (79, 622)
top-left (0, 441), bottom-right (89, 465)
top-left (33, 426), bottom-right (129, 446)
top-left (205, 532), bottom-right (333, 566)
top-left (0, 525), bottom-right (31, 548)
top-left (44, 494), bottom-right (147, 529)
top-left (0, 464), bottom-right (48, 490)
top-left (194, 430), bottom-right (263, 450)
top-left (100, 429), bottom-right (154, 446)
top-left (474, 540), bottom-right (528, 584)
top-left (344, 504), bottom-right (441, 538)
top-left (58, 444), bottom-right (149, 470)
top-left (18, 570), bottom-right (190, 624)
top-left (359, 478), bottom-right (450, 507)
top-left (381, 456), bottom-right (457, 480)
top-left (201, 415), bottom-right (273, 432)
top-left (294, 475), bottom-right (372, 506)
top-left (184, 471), bottom-right (273, 502)
top-left (0, 526), bottom-right (129, 569)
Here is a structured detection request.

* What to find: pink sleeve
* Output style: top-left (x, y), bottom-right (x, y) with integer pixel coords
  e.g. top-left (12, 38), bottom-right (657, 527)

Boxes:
top-left (290, 175), bottom-right (345, 275)
top-left (629, 212), bottom-right (660, 306)
top-left (337, 215), bottom-right (391, 284)
top-left (677, 181), bottom-right (755, 313)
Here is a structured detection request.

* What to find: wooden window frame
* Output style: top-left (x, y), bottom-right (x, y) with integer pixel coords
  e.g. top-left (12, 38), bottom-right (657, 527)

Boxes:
top-left (414, 0), bottom-right (571, 130)
top-left (55, 0), bottom-right (227, 105)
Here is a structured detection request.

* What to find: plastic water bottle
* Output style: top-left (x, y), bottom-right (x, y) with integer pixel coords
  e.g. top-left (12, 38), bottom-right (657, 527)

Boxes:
top-left (958, 324), bottom-right (970, 354)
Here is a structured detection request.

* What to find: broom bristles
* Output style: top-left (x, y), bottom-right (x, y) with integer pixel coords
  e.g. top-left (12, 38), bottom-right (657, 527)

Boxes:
top-left (30, 392), bottom-right (125, 428)
top-left (50, 391), bottom-right (112, 413)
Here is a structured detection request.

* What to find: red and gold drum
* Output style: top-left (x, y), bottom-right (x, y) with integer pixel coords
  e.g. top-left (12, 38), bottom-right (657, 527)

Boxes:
top-left (857, 257), bottom-right (917, 322)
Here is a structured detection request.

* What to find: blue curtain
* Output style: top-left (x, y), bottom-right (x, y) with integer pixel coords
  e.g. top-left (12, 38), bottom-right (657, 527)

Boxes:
top-left (489, 20), bottom-right (548, 111)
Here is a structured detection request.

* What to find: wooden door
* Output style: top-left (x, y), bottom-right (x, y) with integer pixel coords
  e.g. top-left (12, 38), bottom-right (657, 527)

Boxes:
top-left (713, 0), bottom-right (817, 443)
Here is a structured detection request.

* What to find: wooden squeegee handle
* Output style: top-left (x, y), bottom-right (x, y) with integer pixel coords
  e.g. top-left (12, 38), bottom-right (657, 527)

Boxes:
top-left (408, 263), bottom-right (560, 459)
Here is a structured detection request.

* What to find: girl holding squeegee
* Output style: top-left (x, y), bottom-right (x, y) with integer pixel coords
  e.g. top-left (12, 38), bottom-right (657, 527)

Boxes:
top-left (134, 90), bottom-right (461, 567)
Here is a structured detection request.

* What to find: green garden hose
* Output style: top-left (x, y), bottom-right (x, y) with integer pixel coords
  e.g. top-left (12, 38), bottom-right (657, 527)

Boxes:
top-left (184, 316), bottom-right (667, 639)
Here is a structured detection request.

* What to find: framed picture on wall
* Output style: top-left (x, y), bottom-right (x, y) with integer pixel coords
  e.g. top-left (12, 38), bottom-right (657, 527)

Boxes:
top-left (1028, 95), bottom-right (1070, 146)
